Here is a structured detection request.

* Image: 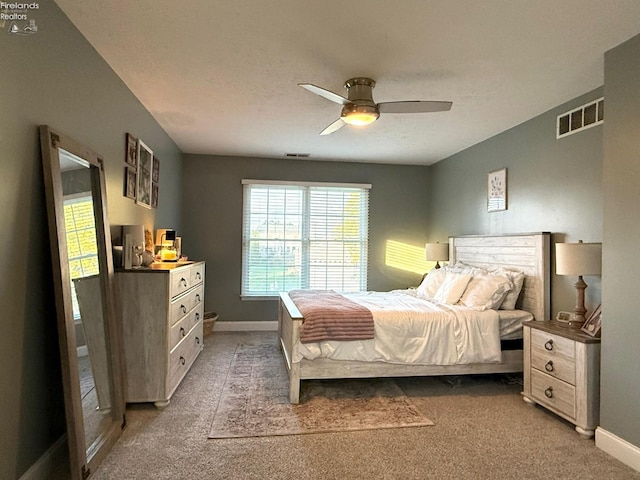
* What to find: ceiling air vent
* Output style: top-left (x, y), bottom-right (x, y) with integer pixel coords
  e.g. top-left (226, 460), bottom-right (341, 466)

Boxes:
top-left (557, 97), bottom-right (603, 139)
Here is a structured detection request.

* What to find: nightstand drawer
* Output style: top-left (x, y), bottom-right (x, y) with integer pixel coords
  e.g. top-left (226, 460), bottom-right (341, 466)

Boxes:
top-left (531, 369), bottom-right (576, 419)
top-left (531, 350), bottom-right (575, 385)
top-left (531, 329), bottom-right (575, 373)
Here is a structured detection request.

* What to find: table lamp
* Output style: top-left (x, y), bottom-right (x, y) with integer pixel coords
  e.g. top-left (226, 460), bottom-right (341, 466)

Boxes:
top-left (426, 242), bottom-right (449, 269)
top-left (555, 240), bottom-right (602, 328)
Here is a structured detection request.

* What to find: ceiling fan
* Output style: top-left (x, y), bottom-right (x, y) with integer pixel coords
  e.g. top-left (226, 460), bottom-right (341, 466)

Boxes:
top-left (298, 77), bottom-right (452, 135)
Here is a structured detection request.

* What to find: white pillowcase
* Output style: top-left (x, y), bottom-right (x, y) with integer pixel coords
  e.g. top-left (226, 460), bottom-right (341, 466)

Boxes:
top-left (416, 267), bottom-right (447, 300)
top-left (433, 272), bottom-right (472, 305)
top-left (489, 267), bottom-right (526, 310)
top-left (458, 273), bottom-right (513, 310)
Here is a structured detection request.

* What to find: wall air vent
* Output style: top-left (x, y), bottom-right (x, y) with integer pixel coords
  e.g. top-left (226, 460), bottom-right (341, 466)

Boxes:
top-left (284, 153), bottom-right (310, 158)
top-left (557, 97), bottom-right (604, 139)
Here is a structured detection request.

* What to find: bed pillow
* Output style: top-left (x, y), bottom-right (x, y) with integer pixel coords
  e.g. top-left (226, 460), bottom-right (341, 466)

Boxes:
top-left (458, 273), bottom-right (513, 310)
top-left (416, 267), bottom-right (447, 300)
top-left (489, 267), bottom-right (526, 310)
top-left (445, 262), bottom-right (488, 276)
top-left (433, 272), bottom-right (473, 305)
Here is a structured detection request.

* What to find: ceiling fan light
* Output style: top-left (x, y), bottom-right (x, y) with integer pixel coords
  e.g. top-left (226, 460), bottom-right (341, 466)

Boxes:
top-left (341, 104), bottom-right (379, 126)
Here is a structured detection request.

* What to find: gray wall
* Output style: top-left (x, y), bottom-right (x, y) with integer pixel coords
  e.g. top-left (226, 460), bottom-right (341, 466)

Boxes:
top-left (428, 89), bottom-right (604, 319)
top-left (181, 155), bottom-right (431, 321)
top-left (0, 2), bottom-right (182, 478)
top-left (601, 33), bottom-right (640, 447)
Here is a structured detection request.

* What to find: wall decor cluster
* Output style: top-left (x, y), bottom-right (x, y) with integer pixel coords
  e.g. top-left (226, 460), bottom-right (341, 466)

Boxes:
top-left (487, 168), bottom-right (507, 212)
top-left (123, 133), bottom-right (159, 208)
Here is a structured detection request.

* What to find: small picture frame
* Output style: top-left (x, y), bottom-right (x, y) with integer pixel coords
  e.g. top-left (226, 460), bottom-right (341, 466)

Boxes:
top-left (125, 133), bottom-right (138, 167)
top-left (487, 168), bottom-right (507, 212)
top-left (125, 166), bottom-right (137, 199)
top-left (152, 156), bottom-right (160, 183)
top-left (136, 139), bottom-right (153, 209)
top-left (581, 304), bottom-right (602, 337)
top-left (151, 182), bottom-right (159, 208)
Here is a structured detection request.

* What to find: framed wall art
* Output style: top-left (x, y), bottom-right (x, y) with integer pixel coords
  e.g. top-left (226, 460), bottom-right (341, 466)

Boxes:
top-left (136, 139), bottom-right (153, 209)
top-left (125, 133), bottom-right (137, 167)
top-left (125, 166), bottom-right (136, 199)
top-left (487, 168), bottom-right (507, 212)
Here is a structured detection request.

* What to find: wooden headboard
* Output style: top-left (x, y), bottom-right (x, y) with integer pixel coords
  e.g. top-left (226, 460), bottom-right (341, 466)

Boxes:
top-left (449, 232), bottom-right (550, 322)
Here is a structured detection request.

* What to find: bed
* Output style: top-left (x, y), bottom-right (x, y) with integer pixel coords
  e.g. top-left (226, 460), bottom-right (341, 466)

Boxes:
top-left (278, 232), bottom-right (551, 403)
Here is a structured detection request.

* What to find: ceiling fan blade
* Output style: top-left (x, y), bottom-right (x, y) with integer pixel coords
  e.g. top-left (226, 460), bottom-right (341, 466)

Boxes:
top-left (320, 118), bottom-right (346, 135)
top-left (378, 101), bottom-right (453, 114)
top-left (299, 83), bottom-right (350, 105)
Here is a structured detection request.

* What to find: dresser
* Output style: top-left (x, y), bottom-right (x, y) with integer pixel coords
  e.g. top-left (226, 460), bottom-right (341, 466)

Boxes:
top-left (115, 261), bottom-right (205, 408)
top-left (522, 320), bottom-right (601, 437)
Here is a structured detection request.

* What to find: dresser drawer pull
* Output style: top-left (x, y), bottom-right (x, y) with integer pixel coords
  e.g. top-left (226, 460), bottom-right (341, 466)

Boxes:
top-left (195, 312), bottom-right (200, 321)
top-left (544, 387), bottom-right (554, 399)
top-left (195, 272), bottom-right (202, 280)
top-left (544, 339), bottom-right (554, 351)
top-left (180, 356), bottom-right (186, 365)
top-left (196, 336), bottom-right (201, 345)
top-left (196, 294), bottom-right (201, 302)
top-left (180, 304), bottom-right (187, 314)
top-left (180, 327), bottom-right (186, 337)
top-left (180, 277), bottom-right (188, 287)
top-left (545, 361), bottom-right (554, 372)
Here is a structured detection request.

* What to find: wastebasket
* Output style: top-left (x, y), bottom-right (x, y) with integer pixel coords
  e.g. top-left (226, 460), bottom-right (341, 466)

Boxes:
top-left (203, 312), bottom-right (218, 336)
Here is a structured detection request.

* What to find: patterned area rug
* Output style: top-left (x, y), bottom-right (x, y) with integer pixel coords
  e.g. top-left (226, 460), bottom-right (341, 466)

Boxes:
top-left (208, 343), bottom-right (433, 438)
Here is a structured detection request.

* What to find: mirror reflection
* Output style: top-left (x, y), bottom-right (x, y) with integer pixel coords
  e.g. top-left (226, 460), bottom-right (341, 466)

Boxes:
top-left (59, 148), bottom-right (112, 451)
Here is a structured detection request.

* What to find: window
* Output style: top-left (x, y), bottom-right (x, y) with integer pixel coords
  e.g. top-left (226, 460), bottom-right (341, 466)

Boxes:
top-left (241, 180), bottom-right (370, 297)
top-left (64, 194), bottom-right (100, 319)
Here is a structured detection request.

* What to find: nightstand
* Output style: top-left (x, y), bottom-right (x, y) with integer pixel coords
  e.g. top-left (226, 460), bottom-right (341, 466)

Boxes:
top-left (522, 320), bottom-right (601, 438)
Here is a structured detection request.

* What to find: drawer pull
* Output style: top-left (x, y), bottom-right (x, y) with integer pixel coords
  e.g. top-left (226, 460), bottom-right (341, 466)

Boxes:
top-left (180, 277), bottom-right (187, 287)
top-left (196, 294), bottom-right (201, 302)
top-left (195, 272), bottom-right (201, 280)
top-left (180, 356), bottom-right (186, 366)
top-left (544, 386), bottom-right (554, 399)
top-left (544, 339), bottom-right (554, 351)
top-left (196, 336), bottom-right (201, 345)
top-left (180, 327), bottom-right (186, 337)
top-left (545, 361), bottom-right (554, 372)
top-left (195, 312), bottom-right (200, 321)
top-left (180, 304), bottom-right (187, 314)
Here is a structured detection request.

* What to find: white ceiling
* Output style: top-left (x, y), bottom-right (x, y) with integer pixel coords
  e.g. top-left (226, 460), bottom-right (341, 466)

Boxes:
top-left (56, 0), bottom-right (640, 166)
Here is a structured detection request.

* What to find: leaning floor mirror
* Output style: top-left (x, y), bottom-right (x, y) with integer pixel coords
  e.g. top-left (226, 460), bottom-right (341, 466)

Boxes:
top-left (40, 125), bottom-right (125, 480)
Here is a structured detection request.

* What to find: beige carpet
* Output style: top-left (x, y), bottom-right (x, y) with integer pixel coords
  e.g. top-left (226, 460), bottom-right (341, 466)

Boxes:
top-left (208, 343), bottom-right (433, 438)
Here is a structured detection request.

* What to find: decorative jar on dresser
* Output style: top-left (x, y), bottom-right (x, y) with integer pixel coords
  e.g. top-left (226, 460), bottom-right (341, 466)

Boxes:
top-left (522, 320), bottom-right (601, 437)
top-left (115, 261), bottom-right (205, 408)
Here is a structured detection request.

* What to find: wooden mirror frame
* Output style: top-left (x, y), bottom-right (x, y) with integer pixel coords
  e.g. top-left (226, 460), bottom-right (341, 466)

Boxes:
top-left (40, 125), bottom-right (125, 479)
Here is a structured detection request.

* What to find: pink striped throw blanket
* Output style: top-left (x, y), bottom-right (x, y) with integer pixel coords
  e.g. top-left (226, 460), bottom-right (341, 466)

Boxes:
top-left (289, 290), bottom-right (375, 343)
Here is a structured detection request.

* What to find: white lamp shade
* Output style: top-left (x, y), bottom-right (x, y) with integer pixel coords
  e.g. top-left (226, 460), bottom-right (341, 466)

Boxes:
top-left (426, 242), bottom-right (449, 262)
top-left (555, 242), bottom-right (602, 276)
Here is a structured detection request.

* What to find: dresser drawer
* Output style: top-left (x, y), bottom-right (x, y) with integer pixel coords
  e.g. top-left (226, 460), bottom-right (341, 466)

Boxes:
top-left (167, 321), bottom-right (203, 395)
top-left (170, 267), bottom-right (192, 298)
top-left (169, 284), bottom-right (204, 326)
top-left (191, 263), bottom-right (204, 286)
top-left (531, 369), bottom-right (576, 419)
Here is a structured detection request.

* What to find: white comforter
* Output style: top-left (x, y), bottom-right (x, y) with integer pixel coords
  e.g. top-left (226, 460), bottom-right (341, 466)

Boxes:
top-left (295, 289), bottom-right (502, 366)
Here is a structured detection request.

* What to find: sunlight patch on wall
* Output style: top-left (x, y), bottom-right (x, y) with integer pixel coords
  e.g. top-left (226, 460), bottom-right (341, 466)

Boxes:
top-left (385, 240), bottom-right (434, 274)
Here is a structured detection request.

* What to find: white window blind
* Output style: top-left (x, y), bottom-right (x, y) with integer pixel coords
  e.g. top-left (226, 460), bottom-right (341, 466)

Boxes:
top-left (241, 180), bottom-right (370, 297)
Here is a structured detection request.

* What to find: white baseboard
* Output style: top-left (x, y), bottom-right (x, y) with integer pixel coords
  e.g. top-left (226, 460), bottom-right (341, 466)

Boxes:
top-left (213, 321), bottom-right (278, 332)
top-left (19, 435), bottom-right (67, 480)
top-left (596, 427), bottom-right (640, 472)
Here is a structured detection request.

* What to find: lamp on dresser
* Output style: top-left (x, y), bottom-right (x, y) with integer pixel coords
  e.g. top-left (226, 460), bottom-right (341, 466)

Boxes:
top-left (555, 240), bottom-right (602, 328)
top-left (426, 242), bottom-right (449, 269)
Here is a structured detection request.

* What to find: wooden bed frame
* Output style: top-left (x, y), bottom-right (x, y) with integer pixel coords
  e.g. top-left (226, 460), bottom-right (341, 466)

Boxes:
top-left (278, 232), bottom-right (551, 403)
